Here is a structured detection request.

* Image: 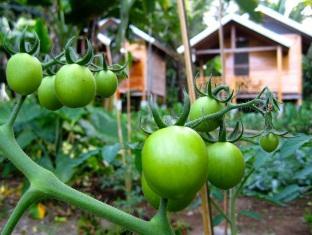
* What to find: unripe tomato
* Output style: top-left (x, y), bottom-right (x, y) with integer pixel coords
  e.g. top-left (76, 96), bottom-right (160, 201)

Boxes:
top-left (259, 133), bottom-right (279, 152)
top-left (189, 96), bottom-right (223, 132)
top-left (207, 142), bottom-right (245, 190)
top-left (37, 76), bottom-right (63, 111)
top-left (55, 64), bottom-right (95, 108)
top-left (6, 53), bottom-right (42, 95)
top-left (141, 174), bottom-right (195, 212)
top-left (95, 70), bottom-right (118, 97)
top-left (142, 126), bottom-right (208, 199)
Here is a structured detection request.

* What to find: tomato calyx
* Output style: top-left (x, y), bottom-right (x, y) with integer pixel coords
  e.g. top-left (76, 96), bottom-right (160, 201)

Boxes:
top-left (3, 30), bottom-right (40, 56)
top-left (200, 119), bottom-right (244, 143)
top-left (194, 76), bottom-right (234, 103)
top-left (145, 90), bottom-right (191, 130)
top-left (64, 37), bottom-right (94, 66)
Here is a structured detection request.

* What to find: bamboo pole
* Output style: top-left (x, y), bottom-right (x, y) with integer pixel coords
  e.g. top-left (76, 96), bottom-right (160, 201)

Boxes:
top-left (176, 1), bottom-right (213, 235)
top-left (218, 0), bottom-right (226, 83)
top-left (277, 46), bottom-right (283, 102)
top-left (217, 2), bottom-right (229, 233)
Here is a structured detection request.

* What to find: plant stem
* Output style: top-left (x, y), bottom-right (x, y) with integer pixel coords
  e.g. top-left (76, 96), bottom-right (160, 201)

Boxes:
top-left (45, 177), bottom-right (153, 234)
top-left (150, 198), bottom-right (175, 235)
top-left (186, 98), bottom-right (263, 128)
top-left (229, 188), bottom-right (237, 235)
top-left (7, 96), bottom-right (26, 127)
top-left (210, 197), bottom-right (232, 225)
top-left (1, 188), bottom-right (43, 235)
top-left (0, 124), bottom-right (173, 235)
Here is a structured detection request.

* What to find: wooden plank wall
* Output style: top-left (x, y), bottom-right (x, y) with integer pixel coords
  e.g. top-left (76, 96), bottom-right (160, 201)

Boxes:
top-left (222, 34), bottom-right (302, 97)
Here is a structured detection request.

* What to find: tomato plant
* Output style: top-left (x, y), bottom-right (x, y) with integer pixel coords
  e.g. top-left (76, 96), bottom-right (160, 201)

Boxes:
top-left (0, 32), bottom-right (289, 235)
top-left (6, 53), bottom-right (42, 95)
top-left (259, 133), bottom-right (279, 152)
top-left (37, 75), bottom-right (63, 111)
top-left (142, 125), bottom-right (208, 199)
top-left (206, 142), bottom-right (245, 189)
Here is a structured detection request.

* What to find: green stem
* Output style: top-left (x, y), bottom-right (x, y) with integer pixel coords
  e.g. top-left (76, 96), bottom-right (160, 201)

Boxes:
top-left (7, 96), bottom-right (26, 127)
top-left (150, 199), bottom-right (175, 235)
top-left (1, 188), bottom-right (43, 235)
top-left (44, 178), bottom-right (153, 234)
top-left (55, 116), bottom-right (62, 156)
top-left (0, 125), bottom-right (44, 179)
top-left (229, 188), bottom-right (237, 235)
top-left (234, 169), bottom-right (255, 199)
top-left (210, 198), bottom-right (232, 225)
top-left (186, 98), bottom-right (263, 128)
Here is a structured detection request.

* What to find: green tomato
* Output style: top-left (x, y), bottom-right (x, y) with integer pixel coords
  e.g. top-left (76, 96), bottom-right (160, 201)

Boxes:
top-left (207, 142), bottom-right (245, 190)
top-left (259, 133), bottom-right (279, 152)
top-left (95, 70), bottom-right (118, 97)
top-left (189, 96), bottom-right (223, 132)
top-left (6, 53), bottom-right (42, 95)
top-left (37, 76), bottom-right (63, 111)
top-left (142, 126), bottom-right (208, 200)
top-left (55, 64), bottom-right (95, 108)
top-left (141, 174), bottom-right (195, 212)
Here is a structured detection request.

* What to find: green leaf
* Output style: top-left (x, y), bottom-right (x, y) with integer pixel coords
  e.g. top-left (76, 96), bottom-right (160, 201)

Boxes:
top-left (101, 144), bottom-right (121, 164)
top-left (294, 164), bottom-right (312, 179)
top-left (279, 134), bottom-right (312, 158)
top-left (55, 150), bottom-right (99, 183)
top-left (235, 0), bottom-right (262, 21)
top-left (16, 129), bottom-right (37, 149)
top-left (212, 214), bottom-right (224, 226)
top-left (273, 184), bottom-right (301, 202)
top-left (239, 210), bottom-right (261, 220)
top-left (34, 18), bottom-right (52, 53)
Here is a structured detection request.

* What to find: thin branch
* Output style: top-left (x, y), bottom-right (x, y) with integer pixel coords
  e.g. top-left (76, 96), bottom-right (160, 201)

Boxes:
top-left (210, 197), bottom-right (232, 225)
top-left (7, 96), bottom-right (26, 127)
top-left (1, 188), bottom-right (43, 235)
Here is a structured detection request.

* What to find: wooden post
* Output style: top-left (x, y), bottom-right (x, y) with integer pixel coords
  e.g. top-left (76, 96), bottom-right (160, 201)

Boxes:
top-left (199, 60), bottom-right (205, 88)
top-left (176, 0), bottom-right (196, 101)
top-left (218, 0), bottom-right (226, 84)
top-left (230, 25), bottom-right (236, 104)
top-left (176, 1), bottom-right (213, 235)
top-left (277, 46), bottom-right (283, 102)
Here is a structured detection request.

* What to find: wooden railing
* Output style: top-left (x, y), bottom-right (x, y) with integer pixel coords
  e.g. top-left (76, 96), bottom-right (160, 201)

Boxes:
top-left (197, 76), bottom-right (264, 94)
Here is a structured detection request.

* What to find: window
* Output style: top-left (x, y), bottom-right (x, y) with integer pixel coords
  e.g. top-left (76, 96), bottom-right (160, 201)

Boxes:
top-left (234, 37), bottom-right (249, 76)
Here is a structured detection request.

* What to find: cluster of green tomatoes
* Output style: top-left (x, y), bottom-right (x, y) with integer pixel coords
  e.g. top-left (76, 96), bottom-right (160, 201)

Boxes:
top-left (5, 52), bottom-right (118, 110)
top-left (141, 94), bottom-right (280, 212)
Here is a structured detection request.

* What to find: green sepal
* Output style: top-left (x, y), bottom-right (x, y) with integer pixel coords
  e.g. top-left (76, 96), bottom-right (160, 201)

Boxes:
top-left (148, 96), bottom-right (167, 129)
top-left (174, 89), bottom-right (190, 126)
top-left (76, 39), bottom-right (94, 66)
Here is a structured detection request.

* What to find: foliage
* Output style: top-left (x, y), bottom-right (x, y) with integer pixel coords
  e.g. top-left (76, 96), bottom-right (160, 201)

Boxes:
top-left (229, 102), bottom-right (312, 134)
top-left (0, 96), bottom-right (129, 184)
top-left (242, 134), bottom-right (312, 203)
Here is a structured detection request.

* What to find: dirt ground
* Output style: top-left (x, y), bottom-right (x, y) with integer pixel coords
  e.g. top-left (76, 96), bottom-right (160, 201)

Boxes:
top-left (0, 179), bottom-right (311, 235)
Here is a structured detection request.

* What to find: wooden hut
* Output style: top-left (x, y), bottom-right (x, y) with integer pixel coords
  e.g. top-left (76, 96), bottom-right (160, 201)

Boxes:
top-left (177, 5), bottom-right (312, 104)
top-left (97, 19), bottom-right (178, 108)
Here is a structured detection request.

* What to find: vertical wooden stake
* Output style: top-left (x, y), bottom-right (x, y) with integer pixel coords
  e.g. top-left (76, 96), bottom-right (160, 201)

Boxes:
top-left (277, 46), bottom-right (283, 102)
top-left (218, 0), bottom-right (226, 83)
top-left (223, 190), bottom-right (228, 235)
top-left (176, 1), bottom-right (213, 235)
top-left (176, 0), bottom-right (196, 101)
top-left (125, 47), bottom-right (132, 194)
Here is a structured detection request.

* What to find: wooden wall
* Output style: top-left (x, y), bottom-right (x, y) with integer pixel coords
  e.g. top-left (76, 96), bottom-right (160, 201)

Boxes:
top-left (221, 34), bottom-right (302, 98)
top-left (118, 41), bottom-right (167, 99)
